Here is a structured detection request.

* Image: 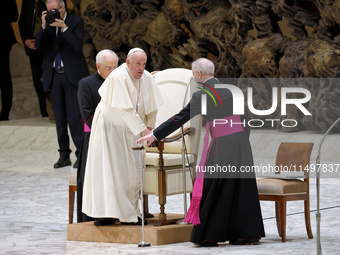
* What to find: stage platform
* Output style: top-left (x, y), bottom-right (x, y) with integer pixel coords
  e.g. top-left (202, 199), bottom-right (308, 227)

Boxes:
top-left (67, 214), bottom-right (193, 245)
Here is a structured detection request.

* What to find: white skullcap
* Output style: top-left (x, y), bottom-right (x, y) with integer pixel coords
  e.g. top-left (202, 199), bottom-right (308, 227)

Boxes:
top-left (127, 48), bottom-right (145, 57)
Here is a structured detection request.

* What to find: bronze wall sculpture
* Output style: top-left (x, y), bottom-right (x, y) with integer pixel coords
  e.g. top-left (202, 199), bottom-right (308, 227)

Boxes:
top-left (71, 0), bottom-right (340, 132)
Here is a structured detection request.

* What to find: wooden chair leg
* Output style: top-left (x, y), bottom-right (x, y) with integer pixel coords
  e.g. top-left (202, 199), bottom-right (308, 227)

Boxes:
top-left (280, 198), bottom-right (287, 242)
top-left (155, 169), bottom-right (177, 226)
top-left (143, 194), bottom-right (149, 215)
top-left (143, 194), bottom-right (154, 218)
top-left (275, 201), bottom-right (282, 237)
top-left (304, 199), bottom-right (313, 239)
top-left (158, 169), bottom-right (167, 222)
top-left (69, 186), bottom-right (74, 224)
top-left (69, 186), bottom-right (76, 224)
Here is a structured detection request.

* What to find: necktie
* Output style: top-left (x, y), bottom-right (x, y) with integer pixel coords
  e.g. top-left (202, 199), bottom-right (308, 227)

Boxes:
top-left (54, 27), bottom-right (62, 72)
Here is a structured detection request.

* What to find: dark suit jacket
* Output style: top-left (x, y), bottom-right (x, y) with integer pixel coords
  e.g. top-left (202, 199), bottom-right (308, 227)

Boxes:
top-left (153, 77), bottom-right (251, 140)
top-left (19, 0), bottom-right (46, 56)
top-left (3, 0), bottom-right (18, 48)
top-left (153, 78), bottom-right (234, 140)
top-left (35, 12), bottom-right (89, 92)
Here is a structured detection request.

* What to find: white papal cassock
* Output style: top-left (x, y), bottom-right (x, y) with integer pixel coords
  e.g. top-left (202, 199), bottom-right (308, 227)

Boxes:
top-left (82, 63), bottom-right (163, 223)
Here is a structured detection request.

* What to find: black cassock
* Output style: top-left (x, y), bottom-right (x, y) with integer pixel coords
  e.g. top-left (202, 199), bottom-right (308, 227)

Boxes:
top-left (153, 78), bottom-right (265, 243)
top-left (76, 72), bottom-right (104, 223)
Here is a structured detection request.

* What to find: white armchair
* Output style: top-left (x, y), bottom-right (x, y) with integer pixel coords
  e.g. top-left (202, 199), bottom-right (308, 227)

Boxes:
top-left (143, 68), bottom-right (202, 226)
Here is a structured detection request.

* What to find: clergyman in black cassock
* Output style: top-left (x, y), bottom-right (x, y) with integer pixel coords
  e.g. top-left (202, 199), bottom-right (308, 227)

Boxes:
top-left (76, 49), bottom-right (118, 223)
top-left (137, 58), bottom-right (265, 246)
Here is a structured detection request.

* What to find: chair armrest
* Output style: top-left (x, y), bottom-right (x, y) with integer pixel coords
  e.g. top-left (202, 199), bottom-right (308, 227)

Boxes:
top-left (147, 127), bottom-right (196, 167)
top-left (163, 127), bottom-right (195, 143)
top-left (147, 127), bottom-right (195, 152)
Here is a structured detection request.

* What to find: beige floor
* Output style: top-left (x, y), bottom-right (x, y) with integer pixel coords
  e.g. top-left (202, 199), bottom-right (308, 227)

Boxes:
top-left (0, 118), bottom-right (339, 254)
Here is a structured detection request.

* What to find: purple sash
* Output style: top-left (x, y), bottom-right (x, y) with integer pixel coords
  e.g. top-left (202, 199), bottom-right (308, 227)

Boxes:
top-left (84, 123), bottom-right (91, 132)
top-left (84, 116), bottom-right (94, 133)
top-left (184, 115), bottom-right (244, 225)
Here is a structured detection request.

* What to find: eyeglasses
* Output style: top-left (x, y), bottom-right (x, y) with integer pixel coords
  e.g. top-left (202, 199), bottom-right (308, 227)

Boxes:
top-left (102, 65), bottom-right (117, 71)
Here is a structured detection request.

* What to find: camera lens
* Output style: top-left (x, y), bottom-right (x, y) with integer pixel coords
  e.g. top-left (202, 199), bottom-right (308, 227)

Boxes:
top-left (45, 14), bottom-right (55, 24)
top-left (45, 9), bottom-right (60, 24)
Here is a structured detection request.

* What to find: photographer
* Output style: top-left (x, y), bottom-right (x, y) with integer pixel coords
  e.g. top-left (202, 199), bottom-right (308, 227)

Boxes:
top-left (35, 0), bottom-right (89, 169)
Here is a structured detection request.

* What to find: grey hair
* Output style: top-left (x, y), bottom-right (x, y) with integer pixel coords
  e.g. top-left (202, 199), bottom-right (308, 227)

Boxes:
top-left (96, 49), bottom-right (119, 64)
top-left (46, 0), bottom-right (65, 7)
top-left (191, 58), bottom-right (215, 75)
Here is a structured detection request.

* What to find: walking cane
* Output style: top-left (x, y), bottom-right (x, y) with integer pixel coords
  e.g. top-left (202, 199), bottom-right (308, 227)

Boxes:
top-left (132, 146), bottom-right (151, 248)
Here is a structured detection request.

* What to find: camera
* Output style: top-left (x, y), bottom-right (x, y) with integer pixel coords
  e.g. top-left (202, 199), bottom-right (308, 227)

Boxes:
top-left (45, 9), bottom-right (60, 24)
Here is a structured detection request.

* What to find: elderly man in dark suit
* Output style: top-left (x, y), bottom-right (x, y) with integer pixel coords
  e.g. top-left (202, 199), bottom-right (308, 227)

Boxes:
top-left (35, 0), bottom-right (89, 168)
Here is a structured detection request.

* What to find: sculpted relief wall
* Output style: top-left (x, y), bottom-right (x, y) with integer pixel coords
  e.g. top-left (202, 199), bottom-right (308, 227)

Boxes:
top-left (63, 1), bottom-right (340, 131)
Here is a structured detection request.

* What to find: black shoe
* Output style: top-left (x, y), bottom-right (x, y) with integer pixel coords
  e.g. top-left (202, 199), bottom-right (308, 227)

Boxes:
top-left (94, 218), bottom-right (116, 226)
top-left (229, 238), bottom-right (260, 245)
top-left (73, 159), bottom-right (79, 169)
top-left (53, 157), bottom-right (71, 168)
top-left (121, 217), bottom-right (147, 225)
top-left (198, 241), bottom-right (218, 247)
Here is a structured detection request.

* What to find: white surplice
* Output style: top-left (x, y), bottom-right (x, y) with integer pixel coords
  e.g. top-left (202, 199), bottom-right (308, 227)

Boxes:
top-left (82, 63), bottom-right (163, 222)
